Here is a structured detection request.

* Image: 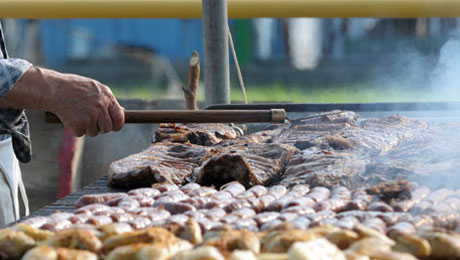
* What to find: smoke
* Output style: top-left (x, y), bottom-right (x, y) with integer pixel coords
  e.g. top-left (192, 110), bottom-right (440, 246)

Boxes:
top-left (429, 37), bottom-right (460, 101)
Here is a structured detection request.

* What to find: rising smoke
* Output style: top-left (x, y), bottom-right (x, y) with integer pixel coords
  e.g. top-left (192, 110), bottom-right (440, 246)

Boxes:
top-left (430, 37), bottom-right (460, 101)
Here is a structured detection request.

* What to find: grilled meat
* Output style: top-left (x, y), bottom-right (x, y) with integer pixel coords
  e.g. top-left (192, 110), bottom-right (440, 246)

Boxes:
top-left (195, 143), bottom-right (299, 189)
top-left (277, 148), bottom-right (368, 188)
top-left (109, 143), bottom-right (208, 188)
top-left (365, 179), bottom-right (412, 203)
top-left (154, 123), bottom-right (239, 146)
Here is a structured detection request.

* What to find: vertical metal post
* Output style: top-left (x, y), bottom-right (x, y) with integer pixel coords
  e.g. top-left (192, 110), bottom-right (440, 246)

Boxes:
top-left (202, 0), bottom-right (230, 106)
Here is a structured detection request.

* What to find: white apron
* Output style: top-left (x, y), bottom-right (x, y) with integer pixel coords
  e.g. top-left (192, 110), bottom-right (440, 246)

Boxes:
top-left (0, 137), bottom-right (29, 227)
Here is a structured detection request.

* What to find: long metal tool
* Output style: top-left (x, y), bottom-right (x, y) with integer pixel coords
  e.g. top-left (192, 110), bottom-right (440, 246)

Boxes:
top-left (45, 109), bottom-right (286, 124)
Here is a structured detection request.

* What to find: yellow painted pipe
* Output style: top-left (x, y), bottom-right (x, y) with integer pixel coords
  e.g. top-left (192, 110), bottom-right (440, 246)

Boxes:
top-left (1, 0), bottom-right (460, 18)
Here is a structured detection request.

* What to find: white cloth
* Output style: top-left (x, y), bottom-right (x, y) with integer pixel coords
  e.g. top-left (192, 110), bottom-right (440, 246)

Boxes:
top-left (0, 137), bottom-right (28, 227)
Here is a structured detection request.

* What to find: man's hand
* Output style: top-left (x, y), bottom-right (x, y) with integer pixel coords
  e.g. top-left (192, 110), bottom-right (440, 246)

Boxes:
top-left (0, 67), bottom-right (125, 137)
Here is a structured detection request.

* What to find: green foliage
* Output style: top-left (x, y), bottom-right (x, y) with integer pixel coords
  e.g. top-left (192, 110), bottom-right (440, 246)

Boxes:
top-left (110, 84), bottom-right (456, 103)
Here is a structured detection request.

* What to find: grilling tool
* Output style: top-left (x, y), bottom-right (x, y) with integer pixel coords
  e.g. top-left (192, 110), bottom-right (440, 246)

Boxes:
top-left (45, 109), bottom-right (286, 124)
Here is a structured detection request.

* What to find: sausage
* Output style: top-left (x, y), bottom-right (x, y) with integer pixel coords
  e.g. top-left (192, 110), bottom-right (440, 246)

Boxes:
top-left (260, 194), bottom-right (277, 210)
top-left (224, 199), bottom-right (251, 213)
top-left (314, 198), bottom-right (348, 212)
top-left (156, 190), bottom-right (189, 202)
top-left (231, 208), bottom-right (256, 219)
top-left (268, 185), bottom-right (287, 199)
top-left (267, 195), bottom-right (294, 212)
top-left (393, 186), bottom-right (430, 212)
top-left (21, 216), bottom-right (49, 229)
top-left (423, 188), bottom-right (454, 204)
top-left (87, 215), bottom-right (113, 226)
top-left (197, 218), bottom-right (224, 232)
top-left (368, 202), bottom-right (394, 212)
top-left (75, 193), bottom-right (128, 208)
top-left (307, 210), bottom-right (335, 224)
top-left (281, 206), bottom-right (315, 215)
top-left (377, 212), bottom-right (413, 226)
top-left (307, 187), bottom-right (331, 202)
top-left (145, 209), bottom-right (171, 222)
top-left (129, 195), bottom-right (155, 207)
top-left (235, 191), bottom-right (256, 200)
top-left (411, 201), bottom-right (433, 214)
top-left (253, 212), bottom-right (280, 227)
top-left (110, 212), bottom-right (134, 223)
top-left (288, 184), bottom-right (310, 197)
top-left (442, 197), bottom-right (460, 212)
top-left (387, 222), bottom-right (416, 237)
top-left (221, 182), bottom-right (246, 196)
top-left (220, 215), bottom-right (239, 224)
top-left (206, 208), bottom-right (227, 220)
top-left (48, 212), bottom-right (74, 221)
top-left (204, 198), bottom-right (235, 209)
top-left (184, 210), bottom-right (207, 220)
top-left (411, 215), bottom-right (434, 228)
top-left (432, 212), bottom-right (460, 230)
top-left (181, 197), bottom-right (213, 209)
top-left (334, 216), bottom-right (359, 230)
top-left (41, 219), bottom-right (73, 232)
top-left (283, 197), bottom-right (315, 209)
top-left (247, 185), bottom-right (268, 197)
top-left (291, 216), bottom-right (311, 230)
top-left (129, 216), bottom-right (152, 229)
top-left (168, 214), bottom-right (189, 226)
top-left (260, 219), bottom-right (284, 231)
top-left (180, 183), bottom-right (202, 194)
top-left (246, 197), bottom-right (263, 213)
top-left (95, 207), bottom-right (125, 216)
top-left (331, 186), bottom-right (351, 200)
top-left (117, 198), bottom-right (140, 211)
top-left (211, 191), bottom-right (233, 200)
top-left (157, 202), bottom-right (196, 214)
top-left (151, 182), bottom-right (179, 192)
top-left (361, 218), bottom-right (386, 234)
top-left (336, 211), bottom-right (379, 222)
top-left (188, 187), bottom-right (217, 197)
top-left (127, 188), bottom-right (161, 198)
top-left (277, 212), bottom-right (298, 222)
top-left (346, 190), bottom-right (373, 211)
top-left (69, 214), bottom-right (90, 224)
top-left (75, 204), bottom-right (112, 215)
top-left (231, 218), bottom-right (258, 231)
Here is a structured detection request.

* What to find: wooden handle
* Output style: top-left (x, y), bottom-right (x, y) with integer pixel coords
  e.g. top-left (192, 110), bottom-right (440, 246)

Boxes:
top-left (45, 109), bottom-right (286, 124)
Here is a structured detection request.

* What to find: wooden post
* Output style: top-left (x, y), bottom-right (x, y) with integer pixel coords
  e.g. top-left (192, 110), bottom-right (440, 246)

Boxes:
top-left (183, 51), bottom-right (200, 110)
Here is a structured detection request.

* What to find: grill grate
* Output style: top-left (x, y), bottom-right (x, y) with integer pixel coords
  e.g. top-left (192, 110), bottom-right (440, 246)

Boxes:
top-left (23, 176), bottom-right (127, 220)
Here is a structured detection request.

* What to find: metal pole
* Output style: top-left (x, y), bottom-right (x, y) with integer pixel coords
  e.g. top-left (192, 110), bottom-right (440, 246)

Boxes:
top-left (202, 0), bottom-right (230, 106)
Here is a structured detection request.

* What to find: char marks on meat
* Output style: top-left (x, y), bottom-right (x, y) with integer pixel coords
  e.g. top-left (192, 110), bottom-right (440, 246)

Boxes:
top-left (275, 114), bottom-right (428, 189)
top-left (364, 123), bottom-right (460, 189)
top-left (109, 142), bottom-right (208, 188)
top-left (194, 143), bottom-right (299, 189)
top-left (154, 123), bottom-right (239, 146)
top-left (109, 111), bottom-right (449, 192)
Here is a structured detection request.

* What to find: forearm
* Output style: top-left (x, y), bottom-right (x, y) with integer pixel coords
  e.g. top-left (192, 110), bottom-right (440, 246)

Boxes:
top-left (0, 58), bottom-right (33, 108)
top-left (0, 66), bottom-right (52, 110)
top-left (0, 64), bottom-right (124, 137)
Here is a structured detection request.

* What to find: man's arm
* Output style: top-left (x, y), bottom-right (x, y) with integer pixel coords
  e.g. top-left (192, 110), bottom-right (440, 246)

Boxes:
top-left (0, 64), bottom-right (125, 137)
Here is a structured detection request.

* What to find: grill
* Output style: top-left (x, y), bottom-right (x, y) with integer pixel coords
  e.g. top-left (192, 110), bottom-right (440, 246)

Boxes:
top-left (11, 101), bottom-right (460, 260)
top-left (26, 176), bottom-right (127, 219)
top-left (27, 101), bottom-right (460, 216)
